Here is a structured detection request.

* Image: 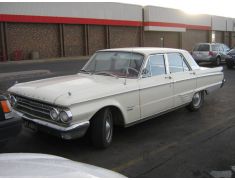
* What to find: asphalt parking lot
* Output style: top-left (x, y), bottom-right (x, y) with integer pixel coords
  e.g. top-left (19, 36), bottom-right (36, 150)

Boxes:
top-left (0, 59), bottom-right (235, 177)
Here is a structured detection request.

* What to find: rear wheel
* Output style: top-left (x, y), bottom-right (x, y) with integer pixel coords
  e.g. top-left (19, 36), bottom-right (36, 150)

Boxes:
top-left (90, 108), bottom-right (113, 149)
top-left (214, 56), bottom-right (221, 66)
top-left (187, 91), bottom-right (204, 111)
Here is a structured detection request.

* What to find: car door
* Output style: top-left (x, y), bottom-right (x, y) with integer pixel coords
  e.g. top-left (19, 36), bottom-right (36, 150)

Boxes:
top-left (139, 54), bottom-right (174, 119)
top-left (166, 53), bottom-right (197, 108)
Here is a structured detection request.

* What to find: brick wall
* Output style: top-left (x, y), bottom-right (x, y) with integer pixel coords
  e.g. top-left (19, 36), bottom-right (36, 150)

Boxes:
top-left (182, 30), bottom-right (209, 51)
top-left (215, 31), bottom-right (223, 43)
top-left (109, 26), bottom-right (140, 48)
top-left (7, 23), bottom-right (60, 60)
top-left (63, 24), bottom-right (84, 57)
top-left (88, 25), bottom-right (106, 54)
top-left (144, 31), bottom-right (180, 48)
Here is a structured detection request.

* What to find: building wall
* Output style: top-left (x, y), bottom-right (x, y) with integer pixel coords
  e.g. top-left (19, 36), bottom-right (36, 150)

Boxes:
top-left (0, 23), bottom-right (3, 58)
top-left (1, 2), bottom-right (235, 61)
top-left (109, 26), bottom-right (140, 48)
top-left (212, 16), bottom-right (227, 31)
top-left (215, 31), bottom-right (224, 43)
top-left (144, 31), bottom-right (180, 48)
top-left (0, 2), bottom-right (142, 23)
top-left (224, 32), bottom-right (230, 46)
top-left (88, 25), bottom-right (106, 54)
top-left (231, 32), bottom-right (235, 47)
top-left (63, 24), bottom-right (84, 56)
top-left (182, 30), bottom-right (209, 51)
top-left (7, 22), bottom-right (60, 60)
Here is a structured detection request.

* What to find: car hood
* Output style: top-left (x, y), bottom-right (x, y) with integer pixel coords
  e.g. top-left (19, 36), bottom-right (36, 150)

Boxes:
top-left (8, 73), bottom-right (138, 107)
top-left (0, 153), bottom-right (126, 178)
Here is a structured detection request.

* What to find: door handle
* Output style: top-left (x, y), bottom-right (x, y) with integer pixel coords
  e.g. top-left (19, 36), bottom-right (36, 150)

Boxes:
top-left (190, 72), bottom-right (196, 75)
top-left (165, 76), bottom-right (172, 79)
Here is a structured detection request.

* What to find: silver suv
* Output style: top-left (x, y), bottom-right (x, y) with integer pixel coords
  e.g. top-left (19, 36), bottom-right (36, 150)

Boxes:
top-left (192, 43), bottom-right (230, 66)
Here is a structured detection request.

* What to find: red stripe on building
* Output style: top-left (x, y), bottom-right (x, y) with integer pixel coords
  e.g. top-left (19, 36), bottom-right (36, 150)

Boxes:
top-left (0, 14), bottom-right (143, 27)
top-left (144, 22), bottom-right (186, 28)
top-left (0, 14), bottom-right (211, 30)
top-left (144, 21), bottom-right (211, 30)
top-left (185, 24), bottom-right (211, 30)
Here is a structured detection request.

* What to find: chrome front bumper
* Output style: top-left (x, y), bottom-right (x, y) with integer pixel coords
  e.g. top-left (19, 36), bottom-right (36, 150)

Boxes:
top-left (14, 110), bottom-right (90, 140)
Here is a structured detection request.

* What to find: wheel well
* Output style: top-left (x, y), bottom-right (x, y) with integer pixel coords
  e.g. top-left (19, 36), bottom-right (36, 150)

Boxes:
top-left (90, 106), bottom-right (125, 127)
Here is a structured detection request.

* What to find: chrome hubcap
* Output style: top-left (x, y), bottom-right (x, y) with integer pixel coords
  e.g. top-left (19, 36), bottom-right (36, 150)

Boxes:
top-left (193, 92), bottom-right (201, 107)
top-left (105, 112), bottom-right (112, 142)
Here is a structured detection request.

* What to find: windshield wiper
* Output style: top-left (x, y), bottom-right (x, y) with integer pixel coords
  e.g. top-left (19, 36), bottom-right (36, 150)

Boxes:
top-left (93, 71), bottom-right (118, 79)
top-left (79, 69), bottom-right (91, 74)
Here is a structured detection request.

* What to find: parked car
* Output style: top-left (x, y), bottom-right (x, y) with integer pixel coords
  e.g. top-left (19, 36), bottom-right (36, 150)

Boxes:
top-left (8, 48), bottom-right (225, 148)
top-left (192, 43), bottom-right (230, 65)
top-left (0, 153), bottom-right (126, 177)
top-left (225, 48), bottom-right (235, 69)
top-left (0, 95), bottom-right (22, 147)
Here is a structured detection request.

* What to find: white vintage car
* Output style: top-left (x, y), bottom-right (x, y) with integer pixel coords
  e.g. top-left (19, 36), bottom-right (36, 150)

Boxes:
top-left (8, 48), bottom-right (225, 148)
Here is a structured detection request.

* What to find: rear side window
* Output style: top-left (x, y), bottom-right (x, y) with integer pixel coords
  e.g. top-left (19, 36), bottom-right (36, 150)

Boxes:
top-left (194, 44), bottom-right (210, 51)
top-left (167, 53), bottom-right (190, 73)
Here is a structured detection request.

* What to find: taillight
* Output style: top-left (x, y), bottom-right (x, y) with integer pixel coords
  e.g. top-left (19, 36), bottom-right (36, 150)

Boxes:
top-left (0, 100), bottom-right (11, 113)
top-left (209, 51), bottom-right (214, 56)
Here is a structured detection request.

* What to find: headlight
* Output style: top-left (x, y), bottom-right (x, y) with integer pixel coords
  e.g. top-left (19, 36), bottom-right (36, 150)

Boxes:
top-left (59, 110), bottom-right (72, 123)
top-left (50, 108), bottom-right (59, 121)
top-left (9, 95), bottom-right (17, 107)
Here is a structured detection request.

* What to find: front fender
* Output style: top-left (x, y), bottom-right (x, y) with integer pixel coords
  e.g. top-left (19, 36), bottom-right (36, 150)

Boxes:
top-left (69, 98), bottom-right (129, 126)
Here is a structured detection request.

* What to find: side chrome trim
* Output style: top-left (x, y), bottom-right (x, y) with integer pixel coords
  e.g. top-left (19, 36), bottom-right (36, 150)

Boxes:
top-left (125, 102), bottom-right (190, 128)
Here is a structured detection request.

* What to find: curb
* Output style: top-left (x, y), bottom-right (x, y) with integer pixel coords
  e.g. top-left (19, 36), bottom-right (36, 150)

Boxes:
top-left (0, 70), bottom-right (52, 81)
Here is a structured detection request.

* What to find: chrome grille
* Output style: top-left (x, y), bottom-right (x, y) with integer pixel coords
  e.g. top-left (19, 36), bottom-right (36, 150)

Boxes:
top-left (14, 96), bottom-right (54, 121)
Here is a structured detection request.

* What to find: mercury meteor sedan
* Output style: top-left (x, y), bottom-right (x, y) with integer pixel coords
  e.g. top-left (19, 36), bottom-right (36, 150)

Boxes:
top-left (8, 48), bottom-right (225, 148)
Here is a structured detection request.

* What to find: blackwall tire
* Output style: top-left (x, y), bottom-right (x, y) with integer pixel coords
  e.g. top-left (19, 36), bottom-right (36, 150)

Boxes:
top-left (187, 91), bottom-right (204, 112)
top-left (90, 108), bottom-right (113, 149)
top-left (214, 57), bottom-right (221, 66)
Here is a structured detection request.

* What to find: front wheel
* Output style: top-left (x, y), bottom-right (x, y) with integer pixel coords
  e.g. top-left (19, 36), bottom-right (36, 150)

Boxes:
top-left (187, 91), bottom-right (204, 111)
top-left (90, 108), bottom-right (113, 149)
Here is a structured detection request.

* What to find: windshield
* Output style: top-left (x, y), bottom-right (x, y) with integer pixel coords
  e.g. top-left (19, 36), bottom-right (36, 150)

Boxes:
top-left (81, 51), bottom-right (144, 78)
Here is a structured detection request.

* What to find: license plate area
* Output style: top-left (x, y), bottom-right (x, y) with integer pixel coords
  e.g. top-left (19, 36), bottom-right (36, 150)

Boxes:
top-left (24, 120), bottom-right (38, 132)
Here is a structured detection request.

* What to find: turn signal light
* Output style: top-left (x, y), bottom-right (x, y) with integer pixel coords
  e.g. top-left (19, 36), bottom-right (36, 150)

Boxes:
top-left (1, 100), bottom-right (11, 113)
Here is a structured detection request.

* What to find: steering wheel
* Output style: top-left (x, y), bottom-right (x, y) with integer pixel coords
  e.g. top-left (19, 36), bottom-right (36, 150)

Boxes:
top-left (127, 67), bottom-right (139, 75)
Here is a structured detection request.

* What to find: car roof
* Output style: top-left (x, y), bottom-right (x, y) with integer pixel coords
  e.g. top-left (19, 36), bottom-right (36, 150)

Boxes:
top-left (97, 47), bottom-right (187, 56)
top-left (196, 43), bottom-right (223, 46)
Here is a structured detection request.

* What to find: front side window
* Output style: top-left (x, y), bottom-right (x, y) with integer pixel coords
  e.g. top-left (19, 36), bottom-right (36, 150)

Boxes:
top-left (222, 44), bottom-right (230, 52)
top-left (168, 53), bottom-right (190, 73)
top-left (145, 54), bottom-right (166, 77)
top-left (82, 51), bottom-right (144, 78)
